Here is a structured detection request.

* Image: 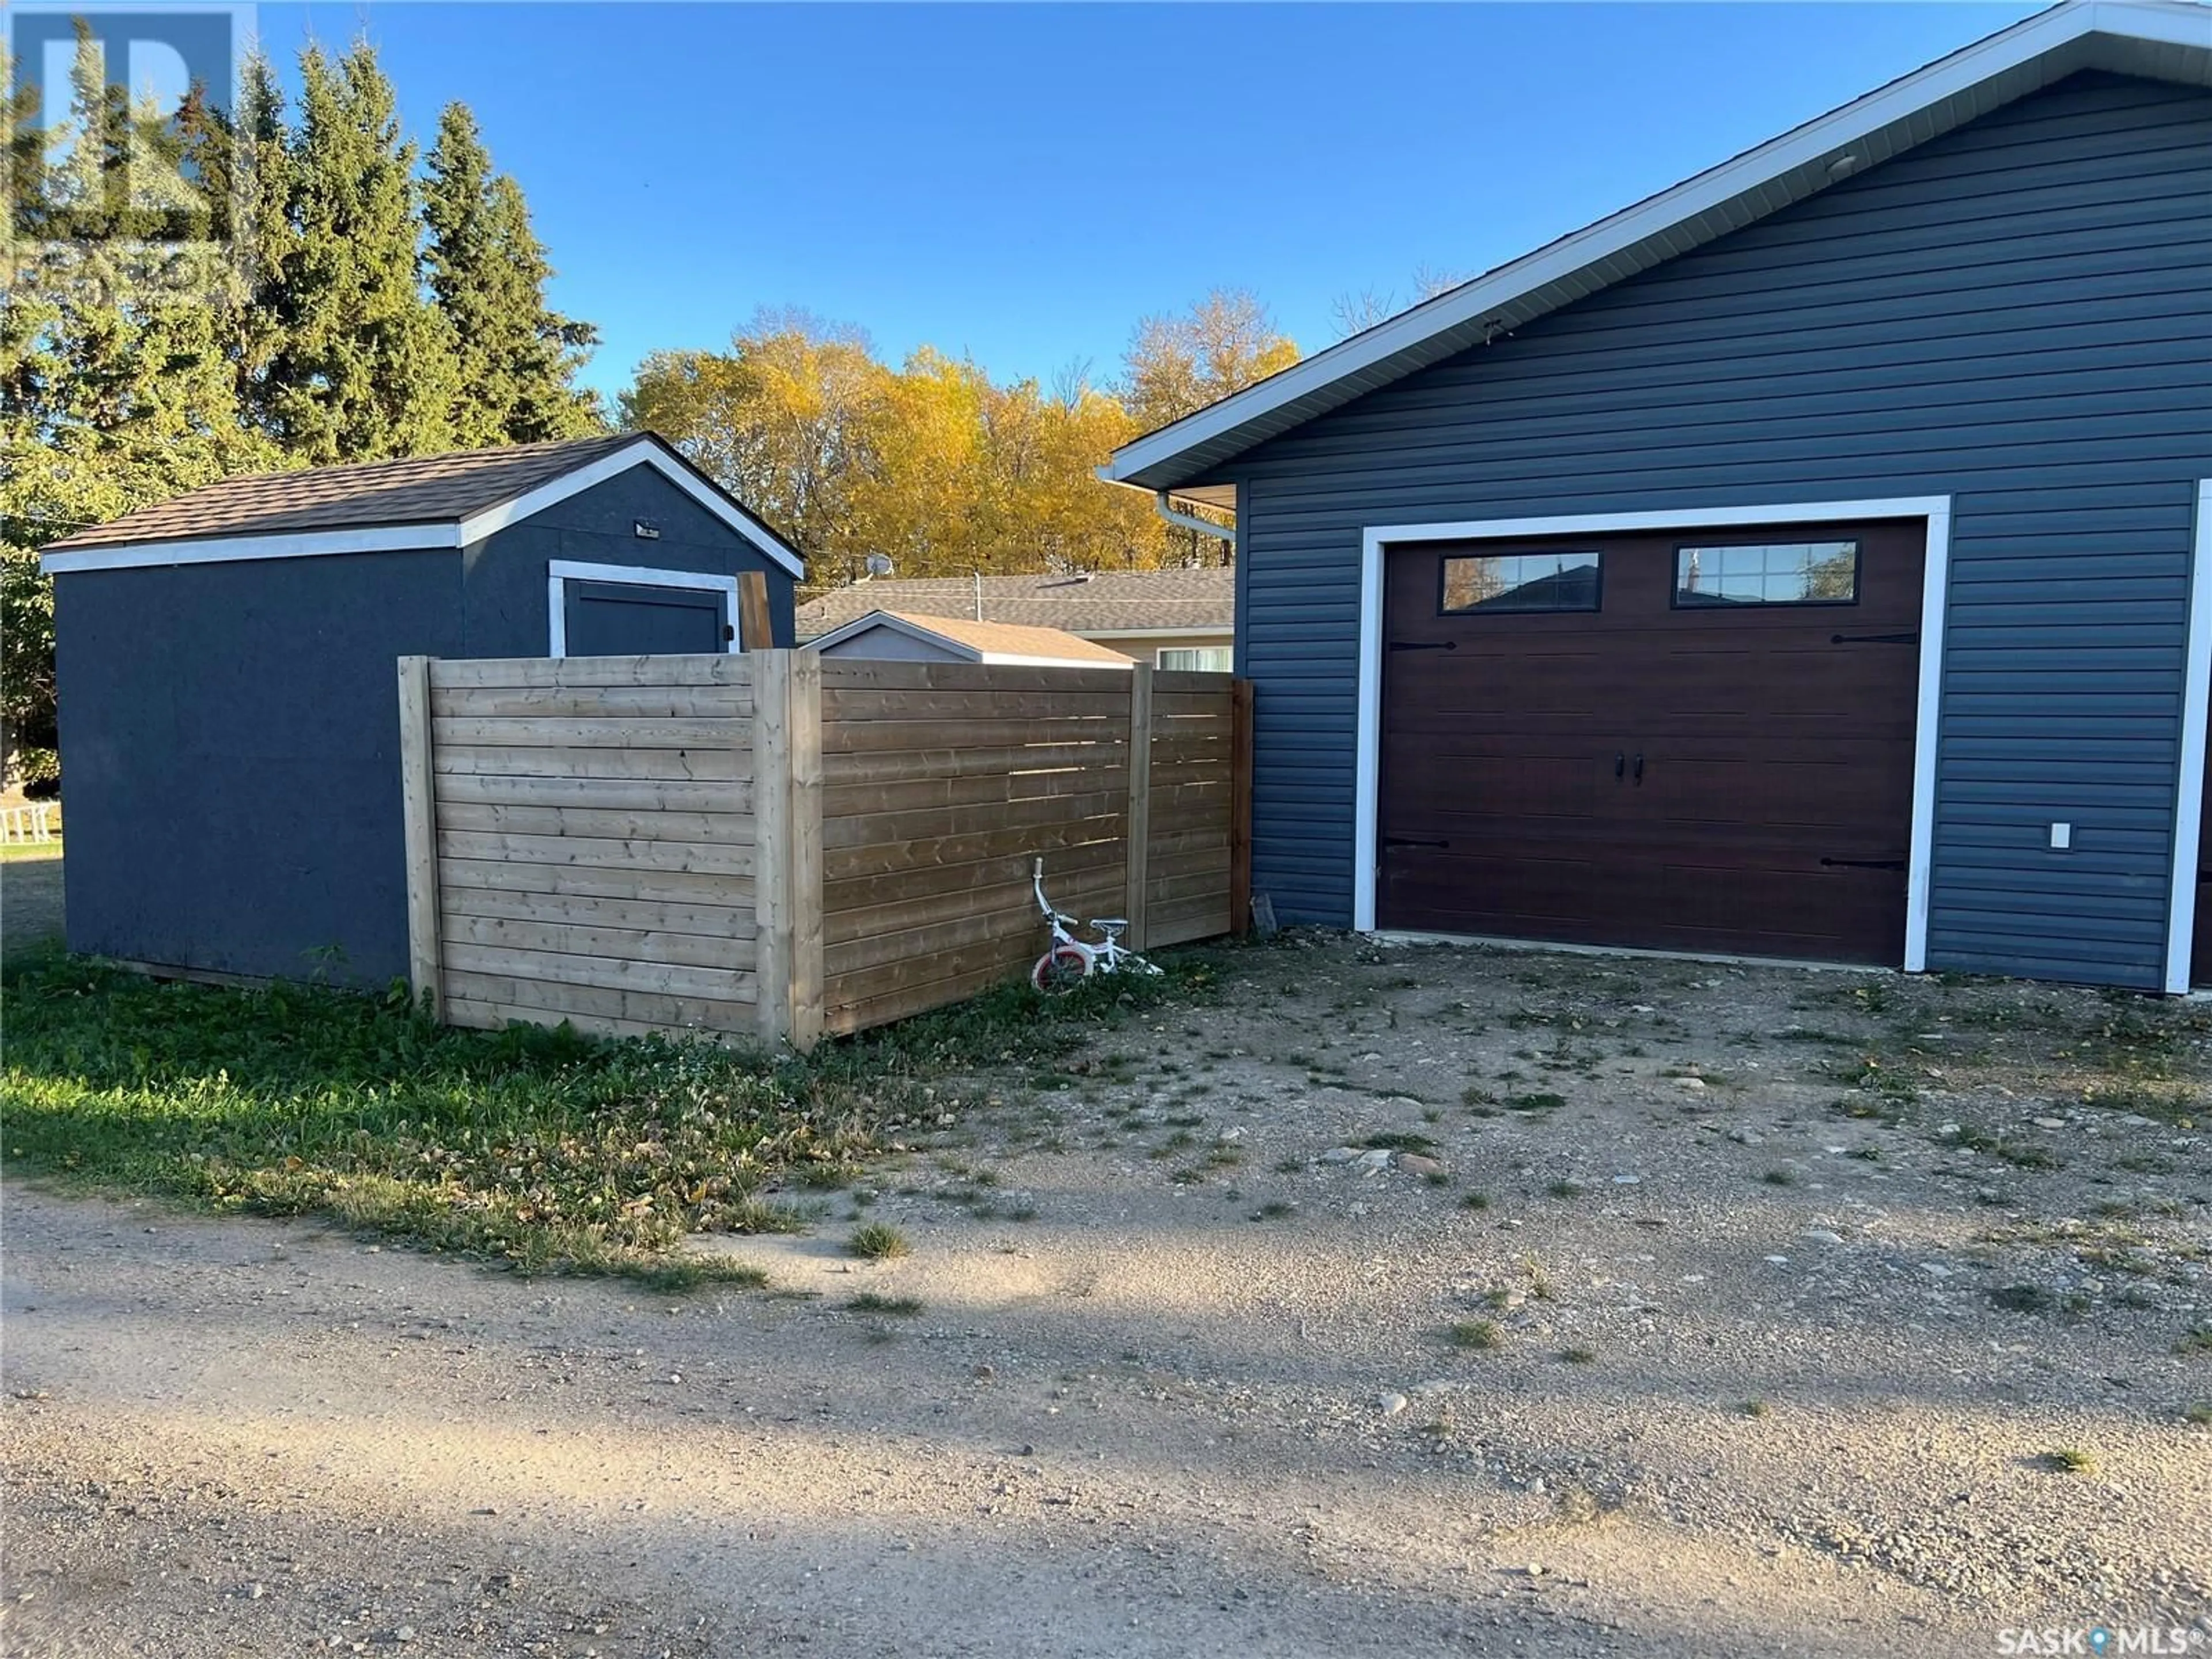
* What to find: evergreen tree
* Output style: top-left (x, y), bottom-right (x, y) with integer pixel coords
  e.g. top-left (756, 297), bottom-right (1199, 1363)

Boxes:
top-left (260, 43), bottom-right (456, 463)
top-left (423, 103), bottom-right (600, 446)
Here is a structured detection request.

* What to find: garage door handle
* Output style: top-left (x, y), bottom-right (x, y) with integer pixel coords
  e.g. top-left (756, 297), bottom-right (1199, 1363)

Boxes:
top-left (1632, 753), bottom-right (1645, 785)
top-left (1614, 753), bottom-right (1625, 781)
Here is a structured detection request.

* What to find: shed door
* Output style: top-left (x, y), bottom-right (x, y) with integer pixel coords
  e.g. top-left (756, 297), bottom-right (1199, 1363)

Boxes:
top-left (1377, 520), bottom-right (1925, 964)
top-left (562, 579), bottom-right (730, 656)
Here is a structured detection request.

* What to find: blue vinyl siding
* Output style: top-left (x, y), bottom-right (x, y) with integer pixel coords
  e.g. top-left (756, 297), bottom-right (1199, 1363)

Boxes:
top-left (1225, 72), bottom-right (2212, 987)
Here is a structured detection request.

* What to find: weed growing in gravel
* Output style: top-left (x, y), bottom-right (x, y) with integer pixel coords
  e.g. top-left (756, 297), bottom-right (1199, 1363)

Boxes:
top-left (1990, 1284), bottom-right (2054, 1314)
top-left (1362, 1131), bottom-right (1437, 1153)
top-left (1461, 1192), bottom-right (1493, 1211)
top-left (1507, 1092), bottom-right (1566, 1114)
top-left (847, 1222), bottom-right (911, 1261)
top-left (2041, 1448), bottom-right (2097, 1475)
top-left (1762, 1168), bottom-right (1799, 1187)
top-left (1740, 1398), bottom-right (1771, 1418)
top-left (1559, 1345), bottom-right (1597, 1365)
top-left (2177, 1326), bottom-right (2212, 1357)
top-left (1251, 1201), bottom-right (1295, 1222)
top-left (846, 1291), bottom-right (923, 1316)
top-left (1546, 1179), bottom-right (1588, 1199)
top-left (1446, 1319), bottom-right (1503, 1351)
top-left (1272, 1157), bottom-right (1305, 1175)
top-left (2184, 1403), bottom-right (2212, 1426)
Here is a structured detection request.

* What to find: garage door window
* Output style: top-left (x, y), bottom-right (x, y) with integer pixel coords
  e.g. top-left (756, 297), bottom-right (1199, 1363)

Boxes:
top-left (1674, 541), bottom-right (1858, 608)
top-left (1441, 551), bottom-right (1601, 614)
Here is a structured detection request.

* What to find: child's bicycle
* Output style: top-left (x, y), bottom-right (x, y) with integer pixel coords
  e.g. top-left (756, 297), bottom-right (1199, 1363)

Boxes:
top-left (1031, 857), bottom-right (1164, 993)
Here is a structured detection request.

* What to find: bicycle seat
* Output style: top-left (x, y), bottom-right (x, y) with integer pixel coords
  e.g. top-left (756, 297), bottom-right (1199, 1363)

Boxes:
top-left (1091, 918), bottom-right (1129, 931)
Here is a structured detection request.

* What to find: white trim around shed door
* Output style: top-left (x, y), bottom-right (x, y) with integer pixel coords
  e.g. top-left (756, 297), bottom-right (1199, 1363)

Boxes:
top-left (2162, 478), bottom-right (2212, 994)
top-left (546, 559), bottom-right (743, 658)
top-left (1353, 496), bottom-right (1954, 972)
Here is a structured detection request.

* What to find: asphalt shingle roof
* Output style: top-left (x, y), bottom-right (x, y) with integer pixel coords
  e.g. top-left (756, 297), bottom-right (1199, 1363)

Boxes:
top-left (795, 568), bottom-right (1233, 640)
top-left (853, 612), bottom-right (1137, 665)
top-left (42, 434), bottom-right (642, 551)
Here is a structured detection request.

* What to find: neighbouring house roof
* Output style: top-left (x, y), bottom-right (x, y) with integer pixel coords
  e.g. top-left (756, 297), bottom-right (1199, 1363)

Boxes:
top-left (39, 433), bottom-right (806, 578)
top-left (809, 610), bottom-right (1138, 668)
top-left (794, 568), bottom-right (1233, 640)
top-left (1103, 0), bottom-right (2212, 501)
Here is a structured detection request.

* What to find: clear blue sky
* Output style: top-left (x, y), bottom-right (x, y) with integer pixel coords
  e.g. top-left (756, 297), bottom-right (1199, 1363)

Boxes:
top-left (247, 2), bottom-right (2043, 401)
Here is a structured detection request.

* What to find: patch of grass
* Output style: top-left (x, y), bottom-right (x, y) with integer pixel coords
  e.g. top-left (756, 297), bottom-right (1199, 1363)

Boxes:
top-left (1740, 1397), bottom-right (1770, 1418)
top-left (1545, 1179), bottom-right (1587, 1199)
top-left (1505, 1091), bottom-right (1566, 1113)
top-left (1271, 1156), bottom-right (1306, 1175)
top-left (3, 947), bottom-right (1226, 1285)
top-left (1762, 1167), bottom-right (1798, 1187)
top-left (2177, 1326), bottom-right (2212, 1357)
top-left (2040, 1447), bottom-right (2096, 1475)
top-left (1250, 1200), bottom-right (1295, 1222)
top-left (1989, 1283), bottom-right (2054, 1315)
top-left (1361, 1131), bottom-right (1437, 1154)
top-left (1559, 1344), bottom-right (1597, 1365)
top-left (847, 1221), bottom-right (911, 1260)
top-left (1460, 1191), bottom-right (1492, 1211)
top-left (1445, 1318), bottom-right (1503, 1351)
top-left (844, 1291), bottom-right (923, 1316)
top-left (2184, 1402), bottom-right (2212, 1426)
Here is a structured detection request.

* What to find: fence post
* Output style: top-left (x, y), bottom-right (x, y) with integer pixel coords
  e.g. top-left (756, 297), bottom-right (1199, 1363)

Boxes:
top-left (1124, 662), bottom-right (1153, 950)
top-left (787, 649), bottom-right (824, 1050)
top-left (737, 570), bottom-right (774, 650)
top-left (395, 655), bottom-right (443, 1018)
top-left (1229, 677), bottom-right (1255, 937)
top-left (752, 649), bottom-right (794, 1046)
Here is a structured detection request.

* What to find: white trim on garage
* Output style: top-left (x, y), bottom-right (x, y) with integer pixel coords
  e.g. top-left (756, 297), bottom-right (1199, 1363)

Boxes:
top-left (1353, 496), bottom-right (1955, 969)
top-left (2164, 478), bottom-right (2212, 994)
top-left (546, 559), bottom-right (743, 658)
top-left (40, 522), bottom-right (462, 574)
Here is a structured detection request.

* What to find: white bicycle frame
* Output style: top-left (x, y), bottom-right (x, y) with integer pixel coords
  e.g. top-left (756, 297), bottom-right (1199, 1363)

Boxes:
top-left (1032, 859), bottom-right (1157, 976)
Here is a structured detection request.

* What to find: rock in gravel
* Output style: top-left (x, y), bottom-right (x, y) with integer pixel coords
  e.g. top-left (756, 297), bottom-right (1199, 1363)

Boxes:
top-left (1729, 1128), bottom-right (1763, 1145)
top-left (1378, 1392), bottom-right (1408, 1416)
top-left (1320, 1146), bottom-right (1359, 1165)
top-left (1397, 1153), bottom-right (1446, 1177)
top-left (1673, 1077), bottom-right (1709, 1092)
top-left (1613, 1174), bottom-right (1641, 1185)
top-left (1355, 1149), bottom-right (1393, 1172)
top-left (1802, 1229), bottom-right (1844, 1245)
top-left (2033, 1116), bottom-right (2067, 1130)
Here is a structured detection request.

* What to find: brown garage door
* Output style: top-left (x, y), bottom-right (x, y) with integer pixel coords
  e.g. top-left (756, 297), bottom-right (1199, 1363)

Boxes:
top-left (1377, 520), bottom-right (1925, 963)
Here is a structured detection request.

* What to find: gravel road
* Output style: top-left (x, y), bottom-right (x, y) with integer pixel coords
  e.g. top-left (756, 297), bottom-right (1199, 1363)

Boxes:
top-left (5, 937), bottom-right (2209, 1656)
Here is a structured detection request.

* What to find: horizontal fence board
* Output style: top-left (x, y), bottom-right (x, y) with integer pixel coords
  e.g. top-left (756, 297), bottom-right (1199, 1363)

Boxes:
top-left (823, 874), bottom-right (1058, 948)
top-left (824, 930), bottom-right (1046, 1010)
top-left (431, 655), bottom-right (755, 690)
top-left (822, 763), bottom-right (1126, 821)
top-left (432, 715), bottom-right (751, 750)
top-left (445, 911), bottom-right (755, 972)
top-left (823, 897), bottom-right (1044, 980)
top-left (438, 801), bottom-right (755, 846)
top-left (823, 740), bottom-right (1126, 787)
top-left (433, 772), bottom-right (753, 815)
top-left (824, 958), bottom-right (1031, 1037)
top-left (821, 790), bottom-right (1126, 851)
top-left (823, 843), bottom-right (1125, 917)
top-left (818, 659), bottom-right (1138, 696)
top-left (442, 971), bottom-right (755, 1033)
top-left (440, 882), bottom-right (756, 941)
top-left (822, 816), bottom-right (1126, 883)
top-left (440, 857), bottom-right (752, 908)
top-left (435, 745), bottom-right (749, 783)
top-left (1153, 692), bottom-right (1236, 716)
top-left (824, 714), bottom-right (1128, 755)
top-left (433, 685), bottom-right (750, 720)
top-left (445, 997), bottom-right (752, 1044)
top-left (1149, 671), bottom-right (1234, 695)
top-left (444, 941), bottom-right (756, 1003)
top-left (437, 829), bottom-right (753, 877)
top-left (821, 688), bottom-right (1135, 723)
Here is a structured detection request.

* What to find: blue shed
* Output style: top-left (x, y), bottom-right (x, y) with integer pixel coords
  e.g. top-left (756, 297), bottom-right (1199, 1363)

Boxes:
top-left (1103, 0), bottom-right (2212, 993)
top-left (39, 433), bottom-right (804, 986)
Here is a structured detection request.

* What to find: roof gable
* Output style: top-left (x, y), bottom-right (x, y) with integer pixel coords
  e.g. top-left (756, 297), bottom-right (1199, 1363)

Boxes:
top-left (40, 433), bottom-right (806, 579)
top-left (1105, 0), bottom-right (2212, 496)
top-left (808, 609), bottom-right (1138, 666)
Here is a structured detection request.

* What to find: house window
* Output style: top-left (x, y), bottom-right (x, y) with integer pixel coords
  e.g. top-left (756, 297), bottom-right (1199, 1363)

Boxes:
top-left (1674, 541), bottom-right (1859, 607)
top-left (1158, 646), bottom-right (1234, 673)
top-left (1441, 551), bottom-right (1601, 614)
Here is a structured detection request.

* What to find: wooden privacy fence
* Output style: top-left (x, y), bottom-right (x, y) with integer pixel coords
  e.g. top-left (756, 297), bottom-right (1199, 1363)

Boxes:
top-left (397, 650), bottom-right (1251, 1050)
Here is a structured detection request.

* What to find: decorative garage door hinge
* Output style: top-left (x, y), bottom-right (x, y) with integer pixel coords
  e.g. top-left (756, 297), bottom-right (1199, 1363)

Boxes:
top-left (1829, 630), bottom-right (1919, 645)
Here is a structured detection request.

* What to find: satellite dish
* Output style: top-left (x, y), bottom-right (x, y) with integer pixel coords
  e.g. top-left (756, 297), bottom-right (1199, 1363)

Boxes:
top-left (864, 553), bottom-right (894, 578)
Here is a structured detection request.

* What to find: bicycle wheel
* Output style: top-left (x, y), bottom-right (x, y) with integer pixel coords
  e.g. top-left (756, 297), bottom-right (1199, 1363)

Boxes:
top-left (1031, 945), bottom-right (1090, 995)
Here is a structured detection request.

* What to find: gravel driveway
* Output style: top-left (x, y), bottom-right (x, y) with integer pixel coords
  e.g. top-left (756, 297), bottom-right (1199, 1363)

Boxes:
top-left (5, 936), bottom-right (2209, 1656)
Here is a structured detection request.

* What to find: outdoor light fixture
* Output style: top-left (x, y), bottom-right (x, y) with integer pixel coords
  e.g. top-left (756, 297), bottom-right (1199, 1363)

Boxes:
top-left (634, 520), bottom-right (661, 539)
